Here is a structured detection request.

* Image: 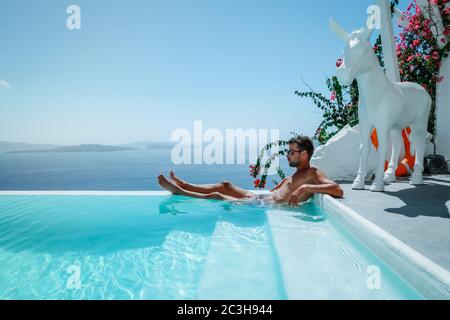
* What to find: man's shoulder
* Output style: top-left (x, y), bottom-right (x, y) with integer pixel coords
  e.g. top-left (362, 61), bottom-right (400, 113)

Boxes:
top-left (291, 167), bottom-right (319, 176)
top-left (307, 167), bottom-right (328, 178)
top-left (307, 167), bottom-right (320, 175)
top-left (291, 167), bottom-right (323, 178)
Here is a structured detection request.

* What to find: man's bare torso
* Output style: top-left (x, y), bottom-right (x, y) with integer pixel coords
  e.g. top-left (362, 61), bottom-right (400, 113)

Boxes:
top-left (270, 167), bottom-right (319, 203)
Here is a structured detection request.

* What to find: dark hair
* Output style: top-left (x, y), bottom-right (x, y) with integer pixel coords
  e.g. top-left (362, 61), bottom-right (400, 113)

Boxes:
top-left (288, 135), bottom-right (314, 160)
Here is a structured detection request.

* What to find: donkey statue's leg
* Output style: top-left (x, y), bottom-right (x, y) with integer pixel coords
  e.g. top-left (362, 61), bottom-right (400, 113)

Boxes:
top-left (371, 127), bottom-right (390, 192)
top-left (409, 92), bottom-right (431, 185)
top-left (352, 122), bottom-right (373, 190)
top-left (410, 123), bottom-right (427, 185)
top-left (384, 129), bottom-right (403, 183)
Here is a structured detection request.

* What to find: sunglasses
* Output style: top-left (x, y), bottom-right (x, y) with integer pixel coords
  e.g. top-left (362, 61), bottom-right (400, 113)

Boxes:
top-left (286, 149), bottom-right (304, 156)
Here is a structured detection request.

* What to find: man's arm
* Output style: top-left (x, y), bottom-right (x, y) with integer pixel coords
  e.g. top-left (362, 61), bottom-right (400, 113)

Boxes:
top-left (300, 170), bottom-right (344, 198)
top-left (270, 178), bottom-right (287, 192)
top-left (304, 169), bottom-right (344, 198)
top-left (288, 170), bottom-right (343, 207)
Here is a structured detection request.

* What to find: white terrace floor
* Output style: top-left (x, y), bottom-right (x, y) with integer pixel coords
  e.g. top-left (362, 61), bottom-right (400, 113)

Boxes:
top-left (338, 175), bottom-right (450, 272)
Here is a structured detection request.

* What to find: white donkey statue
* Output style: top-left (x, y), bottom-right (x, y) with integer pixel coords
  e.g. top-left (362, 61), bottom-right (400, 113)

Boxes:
top-left (330, 18), bottom-right (432, 192)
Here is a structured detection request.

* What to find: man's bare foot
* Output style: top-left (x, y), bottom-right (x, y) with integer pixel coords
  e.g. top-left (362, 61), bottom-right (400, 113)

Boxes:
top-left (158, 174), bottom-right (183, 194)
top-left (169, 170), bottom-right (186, 187)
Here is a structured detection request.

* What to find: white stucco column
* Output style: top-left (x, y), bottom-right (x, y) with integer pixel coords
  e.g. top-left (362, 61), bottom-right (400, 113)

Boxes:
top-left (436, 56), bottom-right (450, 160)
top-left (416, 0), bottom-right (449, 159)
top-left (376, 0), bottom-right (401, 82)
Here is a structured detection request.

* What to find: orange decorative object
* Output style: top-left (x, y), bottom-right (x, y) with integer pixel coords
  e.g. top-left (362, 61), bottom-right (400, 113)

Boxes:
top-left (371, 129), bottom-right (379, 149)
top-left (371, 128), bottom-right (415, 177)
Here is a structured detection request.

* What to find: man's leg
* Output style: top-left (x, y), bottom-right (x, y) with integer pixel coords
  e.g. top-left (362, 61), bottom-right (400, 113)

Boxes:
top-left (169, 171), bottom-right (253, 199)
top-left (158, 175), bottom-right (239, 201)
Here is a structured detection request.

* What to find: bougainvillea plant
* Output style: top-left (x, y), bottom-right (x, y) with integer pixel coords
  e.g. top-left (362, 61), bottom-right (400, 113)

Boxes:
top-left (249, 138), bottom-right (290, 189)
top-left (294, 75), bottom-right (359, 146)
top-left (396, 0), bottom-right (450, 136)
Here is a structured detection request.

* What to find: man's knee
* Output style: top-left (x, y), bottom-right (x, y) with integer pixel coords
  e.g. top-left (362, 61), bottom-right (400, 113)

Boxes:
top-left (206, 192), bottom-right (225, 200)
top-left (221, 181), bottom-right (232, 188)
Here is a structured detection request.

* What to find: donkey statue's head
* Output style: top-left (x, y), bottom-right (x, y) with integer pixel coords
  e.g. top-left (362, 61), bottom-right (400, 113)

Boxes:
top-left (329, 18), bottom-right (375, 86)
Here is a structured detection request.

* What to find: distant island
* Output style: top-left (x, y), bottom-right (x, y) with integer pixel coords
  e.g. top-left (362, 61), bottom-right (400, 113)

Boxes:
top-left (0, 140), bottom-right (176, 153)
top-left (120, 141), bottom-right (175, 150)
top-left (0, 141), bottom-right (61, 153)
top-left (7, 144), bottom-right (138, 153)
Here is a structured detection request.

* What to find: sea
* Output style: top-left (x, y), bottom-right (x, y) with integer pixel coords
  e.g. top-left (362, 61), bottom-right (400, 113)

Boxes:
top-left (0, 148), bottom-right (291, 191)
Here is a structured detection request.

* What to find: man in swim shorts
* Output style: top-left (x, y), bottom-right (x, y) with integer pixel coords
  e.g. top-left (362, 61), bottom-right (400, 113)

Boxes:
top-left (157, 136), bottom-right (344, 207)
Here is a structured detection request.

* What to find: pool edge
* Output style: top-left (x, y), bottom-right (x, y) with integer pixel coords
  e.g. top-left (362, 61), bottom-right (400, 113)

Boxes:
top-left (316, 194), bottom-right (450, 300)
top-left (0, 191), bottom-right (172, 196)
top-left (0, 190), bottom-right (271, 196)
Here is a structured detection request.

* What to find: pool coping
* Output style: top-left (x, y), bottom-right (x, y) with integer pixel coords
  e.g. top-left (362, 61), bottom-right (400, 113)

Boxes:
top-left (0, 190), bottom-right (272, 196)
top-left (0, 191), bottom-right (173, 196)
top-left (1, 190), bottom-right (449, 299)
top-left (316, 194), bottom-right (450, 300)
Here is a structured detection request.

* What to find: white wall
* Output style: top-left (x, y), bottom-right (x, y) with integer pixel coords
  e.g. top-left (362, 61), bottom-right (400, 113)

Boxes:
top-left (436, 56), bottom-right (450, 160)
top-left (311, 125), bottom-right (378, 181)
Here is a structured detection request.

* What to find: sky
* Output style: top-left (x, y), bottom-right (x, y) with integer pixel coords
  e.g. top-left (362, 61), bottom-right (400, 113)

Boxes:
top-left (0, 0), bottom-right (406, 145)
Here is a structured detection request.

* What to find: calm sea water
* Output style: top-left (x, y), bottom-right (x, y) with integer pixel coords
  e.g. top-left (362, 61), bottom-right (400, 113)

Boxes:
top-left (0, 149), bottom-right (290, 191)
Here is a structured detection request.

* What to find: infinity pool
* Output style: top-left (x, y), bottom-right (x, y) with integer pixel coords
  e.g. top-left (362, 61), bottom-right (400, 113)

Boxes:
top-left (0, 195), bottom-right (423, 300)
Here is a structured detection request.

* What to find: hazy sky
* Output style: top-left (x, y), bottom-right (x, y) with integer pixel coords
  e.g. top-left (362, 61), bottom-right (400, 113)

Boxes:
top-left (0, 0), bottom-right (404, 145)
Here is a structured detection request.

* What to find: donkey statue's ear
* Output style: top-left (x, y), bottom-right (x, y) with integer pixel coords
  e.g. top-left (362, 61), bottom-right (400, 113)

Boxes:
top-left (362, 26), bottom-right (374, 41)
top-left (329, 18), bottom-right (351, 43)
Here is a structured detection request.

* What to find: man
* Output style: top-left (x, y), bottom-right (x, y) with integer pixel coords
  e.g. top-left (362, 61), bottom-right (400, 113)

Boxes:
top-left (158, 136), bottom-right (343, 207)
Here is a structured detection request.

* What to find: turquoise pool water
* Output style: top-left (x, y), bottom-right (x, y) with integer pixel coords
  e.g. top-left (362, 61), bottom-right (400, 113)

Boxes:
top-left (0, 195), bottom-right (423, 300)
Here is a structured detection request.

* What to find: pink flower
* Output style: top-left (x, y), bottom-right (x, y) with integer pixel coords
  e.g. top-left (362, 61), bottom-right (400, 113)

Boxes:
top-left (249, 165), bottom-right (260, 177)
top-left (336, 58), bottom-right (343, 68)
top-left (254, 179), bottom-right (265, 189)
top-left (330, 91), bottom-right (336, 101)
